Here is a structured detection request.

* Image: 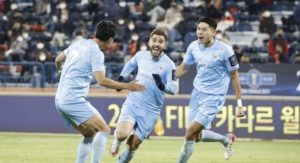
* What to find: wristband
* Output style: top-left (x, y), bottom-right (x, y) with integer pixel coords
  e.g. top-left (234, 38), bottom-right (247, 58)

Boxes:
top-left (237, 99), bottom-right (243, 107)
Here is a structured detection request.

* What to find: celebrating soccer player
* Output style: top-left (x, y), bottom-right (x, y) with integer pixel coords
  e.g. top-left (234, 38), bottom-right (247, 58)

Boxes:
top-left (110, 28), bottom-right (177, 163)
top-left (175, 17), bottom-right (245, 163)
top-left (54, 20), bottom-right (144, 163)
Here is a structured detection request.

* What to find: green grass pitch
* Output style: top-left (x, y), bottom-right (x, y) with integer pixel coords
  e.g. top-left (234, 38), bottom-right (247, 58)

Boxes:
top-left (0, 132), bottom-right (299, 163)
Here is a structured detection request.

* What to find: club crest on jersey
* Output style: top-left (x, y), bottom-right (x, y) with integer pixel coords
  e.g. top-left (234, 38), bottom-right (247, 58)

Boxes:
top-left (213, 53), bottom-right (219, 59)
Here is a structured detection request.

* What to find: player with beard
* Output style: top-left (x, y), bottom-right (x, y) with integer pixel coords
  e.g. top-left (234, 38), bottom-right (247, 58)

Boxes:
top-left (110, 29), bottom-right (178, 163)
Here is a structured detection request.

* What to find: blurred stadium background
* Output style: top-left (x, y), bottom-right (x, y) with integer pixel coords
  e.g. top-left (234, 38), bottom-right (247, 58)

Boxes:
top-left (0, 0), bottom-right (299, 162)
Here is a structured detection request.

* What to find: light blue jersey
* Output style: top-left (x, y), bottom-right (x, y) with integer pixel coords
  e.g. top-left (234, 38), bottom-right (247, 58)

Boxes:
top-left (118, 50), bottom-right (177, 140)
top-left (55, 39), bottom-right (105, 126)
top-left (184, 40), bottom-right (239, 129)
top-left (55, 39), bottom-right (105, 104)
top-left (121, 50), bottom-right (177, 115)
top-left (183, 40), bottom-right (239, 95)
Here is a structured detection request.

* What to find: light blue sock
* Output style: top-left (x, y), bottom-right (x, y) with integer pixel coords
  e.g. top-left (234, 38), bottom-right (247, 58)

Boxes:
top-left (118, 147), bottom-right (135, 163)
top-left (177, 140), bottom-right (195, 163)
top-left (201, 130), bottom-right (227, 146)
top-left (91, 132), bottom-right (109, 163)
top-left (76, 137), bottom-right (93, 163)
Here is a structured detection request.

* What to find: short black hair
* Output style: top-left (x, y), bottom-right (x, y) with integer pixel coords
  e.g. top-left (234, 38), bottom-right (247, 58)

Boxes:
top-left (197, 17), bottom-right (217, 30)
top-left (95, 20), bottom-right (117, 41)
top-left (150, 28), bottom-right (168, 41)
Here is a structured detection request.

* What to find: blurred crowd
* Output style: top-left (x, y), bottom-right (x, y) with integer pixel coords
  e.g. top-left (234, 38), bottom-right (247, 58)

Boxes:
top-left (0, 0), bottom-right (300, 82)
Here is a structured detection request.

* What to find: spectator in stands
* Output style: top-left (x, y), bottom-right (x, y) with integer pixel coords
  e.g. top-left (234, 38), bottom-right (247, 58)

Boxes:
top-left (290, 47), bottom-right (300, 64)
top-left (204, 0), bottom-right (223, 21)
top-left (268, 29), bottom-right (289, 64)
top-left (293, 52), bottom-right (300, 64)
top-left (116, 0), bottom-right (130, 20)
top-left (259, 10), bottom-right (275, 36)
top-left (157, 2), bottom-right (183, 31)
top-left (35, 0), bottom-right (51, 16)
top-left (56, 1), bottom-right (75, 38)
top-left (72, 19), bottom-right (89, 40)
top-left (217, 11), bottom-right (235, 32)
top-left (144, 0), bottom-right (166, 26)
top-left (233, 45), bottom-right (250, 63)
top-left (156, 2), bottom-right (183, 50)
top-left (0, 12), bottom-right (9, 54)
top-left (115, 19), bottom-right (132, 45)
top-left (294, 3), bottom-right (300, 28)
top-left (50, 22), bottom-right (67, 52)
top-left (0, 0), bottom-right (8, 13)
top-left (126, 33), bottom-right (140, 62)
top-left (215, 30), bottom-right (230, 45)
top-left (6, 35), bottom-right (28, 61)
top-left (249, 0), bottom-right (273, 15)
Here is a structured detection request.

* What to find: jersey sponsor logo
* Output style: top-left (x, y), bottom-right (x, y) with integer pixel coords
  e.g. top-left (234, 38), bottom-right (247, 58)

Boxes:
top-left (228, 55), bottom-right (238, 66)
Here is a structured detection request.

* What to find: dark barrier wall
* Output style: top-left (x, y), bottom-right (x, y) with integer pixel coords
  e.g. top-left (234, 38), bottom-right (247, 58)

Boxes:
top-left (0, 95), bottom-right (299, 139)
top-left (179, 64), bottom-right (300, 96)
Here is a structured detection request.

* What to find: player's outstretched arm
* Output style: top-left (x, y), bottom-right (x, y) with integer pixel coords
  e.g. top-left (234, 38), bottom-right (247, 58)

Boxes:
top-left (115, 76), bottom-right (125, 92)
top-left (230, 70), bottom-right (244, 118)
top-left (93, 71), bottom-right (144, 91)
top-left (175, 63), bottom-right (191, 78)
top-left (115, 54), bottom-right (138, 92)
top-left (55, 52), bottom-right (66, 70)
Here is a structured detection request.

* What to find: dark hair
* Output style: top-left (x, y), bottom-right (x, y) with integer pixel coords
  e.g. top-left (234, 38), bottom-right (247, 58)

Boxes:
top-left (197, 17), bottom-right (217, 30)
top-left (150, 28), bottom-right (168, 41)
top-left (95, 20), bottom-right (117, 41)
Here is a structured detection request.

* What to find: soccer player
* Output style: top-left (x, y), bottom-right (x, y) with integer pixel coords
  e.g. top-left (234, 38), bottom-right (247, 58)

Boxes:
top-left (109, 29), bottom-right (177, 163)
top-left (175, 17), bottom-right (245, 163)
top-left (54, 20), bottom-right (144, 163)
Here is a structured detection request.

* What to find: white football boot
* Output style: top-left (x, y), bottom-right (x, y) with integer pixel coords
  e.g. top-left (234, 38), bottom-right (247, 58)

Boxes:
top-left (110, 139), bottom-right (121, 157)
top-left (224, 133), bottom-right (236, 160)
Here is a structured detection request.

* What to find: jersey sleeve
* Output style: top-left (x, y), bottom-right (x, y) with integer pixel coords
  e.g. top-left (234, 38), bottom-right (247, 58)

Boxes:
top-left (182, 43), bottom-right (195, 65)
top-left (120, 52), bottom-right (139, 78)
top-left (224, 45), bottom-right (239, 72)
top-left (163, 61), bottom-right (177, 95)
top-left (91, 48), bottom-right (105, 72)
top-left (63, 45), bottom-right (72, 57)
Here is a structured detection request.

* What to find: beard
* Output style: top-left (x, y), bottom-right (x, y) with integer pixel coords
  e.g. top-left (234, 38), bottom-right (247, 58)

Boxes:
top-left (150, 47), bottom-right (163, 58)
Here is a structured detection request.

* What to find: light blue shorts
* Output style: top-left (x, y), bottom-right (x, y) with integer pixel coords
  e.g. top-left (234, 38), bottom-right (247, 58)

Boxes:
top-left (55, 99), bottom-right (98, 126)
top-left (118, 103), bottom-right (159, 141)
top-left (188, 89), bottom-right (226, 129)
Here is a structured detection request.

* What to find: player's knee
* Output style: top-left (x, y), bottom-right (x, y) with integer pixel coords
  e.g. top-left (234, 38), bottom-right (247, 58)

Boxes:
top-left (115, 130), bottom-right (129, 141)
top-left (128, 142), bottom-right (140, 151)
top-left (103, 125), bottom-right (111, 133)
top-left (185, 132), bottom-right (195, 140)
top-left (185, 129), bottom-right (199, 141)
top-left (94, 122), bottom-right (110, 133)
top-left (82, 129), bottom-right (97, 137)
top-left (194, 131), bottom-right (202, 142)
